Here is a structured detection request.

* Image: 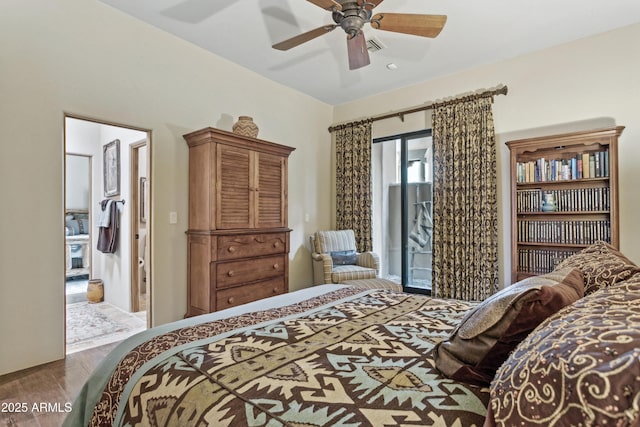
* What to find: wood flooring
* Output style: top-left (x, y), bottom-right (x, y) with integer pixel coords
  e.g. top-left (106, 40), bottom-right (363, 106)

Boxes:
top-left (0, 342), bottom-right (118, 427)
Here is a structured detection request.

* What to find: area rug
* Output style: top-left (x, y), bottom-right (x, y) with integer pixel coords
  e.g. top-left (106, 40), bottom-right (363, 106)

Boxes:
top-left (66, 302), bottom-right (146, 354)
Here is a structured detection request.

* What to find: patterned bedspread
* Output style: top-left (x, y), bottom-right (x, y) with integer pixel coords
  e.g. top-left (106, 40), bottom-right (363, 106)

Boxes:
top-left (66, 286), bottom-right (489, 427)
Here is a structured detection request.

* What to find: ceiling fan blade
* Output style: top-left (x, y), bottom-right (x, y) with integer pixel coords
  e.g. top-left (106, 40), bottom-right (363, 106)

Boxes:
top-left (306, 0), bottom-right (342, 11)
top-left (370, 13), bottom-right (447, 38)
top-left (272, 25), bottom-right (337, 50)
top-left (361, 0), bottom-right (384, 10)
top-left (347, 31), bottom-right (370, 70)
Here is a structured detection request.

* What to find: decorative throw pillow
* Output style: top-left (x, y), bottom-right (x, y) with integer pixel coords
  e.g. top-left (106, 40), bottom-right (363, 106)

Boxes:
top-left (65, 219), bottom-right (88, 235)
top-left (78, 218), bottom-right (88, 234)
top-left (555, 240), bottom-right (639, 295)
top-left (330, 250), bottom-right (357, 266)
top-left (486, 273), bottom-right (640, 427)
top-left (433, 268), bottom-right (584, 386)
top-left (65, 220), bottom-right (80, 235)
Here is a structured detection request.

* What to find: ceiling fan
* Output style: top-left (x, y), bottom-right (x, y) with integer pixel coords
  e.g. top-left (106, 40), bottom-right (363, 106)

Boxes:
top-left (272, 0), bottom-right (447, 70)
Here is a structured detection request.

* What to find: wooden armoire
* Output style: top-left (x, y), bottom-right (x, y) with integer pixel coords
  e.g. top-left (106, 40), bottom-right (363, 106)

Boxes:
top-left (184, 127), bottom-right (295, 317)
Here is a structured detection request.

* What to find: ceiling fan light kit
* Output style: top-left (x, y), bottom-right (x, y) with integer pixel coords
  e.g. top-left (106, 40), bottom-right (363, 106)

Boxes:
top-left (272, 0), bottom-right (447, 70)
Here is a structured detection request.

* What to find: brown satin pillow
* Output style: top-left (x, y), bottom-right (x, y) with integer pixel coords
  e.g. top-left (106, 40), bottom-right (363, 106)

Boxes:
top-left (487, 273), bottom-right (640, 427)
top-left (555, 241), bottom-right (640, 295)
top-left (434, 268), bottom-right (584, 386)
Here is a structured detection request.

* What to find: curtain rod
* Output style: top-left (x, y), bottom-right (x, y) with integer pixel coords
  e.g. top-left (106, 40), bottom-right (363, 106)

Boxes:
top-left (328, 84), bottom-right (508, 133)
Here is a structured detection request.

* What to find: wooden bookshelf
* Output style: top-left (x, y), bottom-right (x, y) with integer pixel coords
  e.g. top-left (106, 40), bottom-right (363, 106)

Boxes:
top-left (507, 126), bottom-right (624, 283)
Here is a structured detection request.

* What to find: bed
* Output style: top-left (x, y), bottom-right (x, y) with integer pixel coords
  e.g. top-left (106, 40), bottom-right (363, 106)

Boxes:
top-left (64, 284), bottom-right (489, 426)
top-left (64, 241), bottom-right (640, 427)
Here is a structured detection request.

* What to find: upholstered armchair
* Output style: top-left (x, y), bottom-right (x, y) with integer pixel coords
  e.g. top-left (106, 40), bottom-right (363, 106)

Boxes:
top-left (311, 229), bottom-right (380, 285)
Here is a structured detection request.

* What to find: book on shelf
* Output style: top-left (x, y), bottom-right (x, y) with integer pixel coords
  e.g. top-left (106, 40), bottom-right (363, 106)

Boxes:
top-left (516, 150), bottom-right (609, 183)
top-left (516, 187), bottom-right (609, 213)
top-left (582, 153), bottom-right (590, 178)
top-left (518, 248), bottom-right (581, 275)
top-left (517, 219), bottom-right (610, 245)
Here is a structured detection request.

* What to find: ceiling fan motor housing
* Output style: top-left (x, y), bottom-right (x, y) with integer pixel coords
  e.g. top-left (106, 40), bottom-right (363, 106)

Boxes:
top-left (333, 1), bottom-right (372, 37)
top-left (273, 0), bottom-right (447, 70)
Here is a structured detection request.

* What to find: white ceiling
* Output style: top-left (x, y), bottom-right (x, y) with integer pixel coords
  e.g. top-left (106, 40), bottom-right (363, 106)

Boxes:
top-left (97, 0), bottom-right (640, 105)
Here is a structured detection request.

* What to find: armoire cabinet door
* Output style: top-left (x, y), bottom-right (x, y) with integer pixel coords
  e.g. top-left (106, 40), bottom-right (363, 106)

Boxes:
top-left (256, 152), bottom-right (287, 228)
top-left (216, 146), bottom-right (288, 230)
top-left (216, 145), bottom-right (254, 229)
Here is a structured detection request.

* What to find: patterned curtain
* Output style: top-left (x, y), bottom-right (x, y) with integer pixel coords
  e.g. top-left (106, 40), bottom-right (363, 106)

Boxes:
top-left (335, 120), bottom-right (373, 252)
top-left (432, 96), bottom-right (499, 300)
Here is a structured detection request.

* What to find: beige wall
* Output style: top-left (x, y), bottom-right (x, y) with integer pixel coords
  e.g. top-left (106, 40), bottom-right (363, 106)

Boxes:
top-left (334, 23), bottom-right (640, 287)
top-left (0, 0), bottom-right (333, 375)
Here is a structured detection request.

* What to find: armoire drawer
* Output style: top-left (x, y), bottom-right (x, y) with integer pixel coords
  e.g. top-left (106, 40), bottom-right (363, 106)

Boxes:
top-left (216, 232), bottom-right (287, 261)
top-left (216, 277), bottom-right (286, 311)
top-left (215, 255), bottom-right (285, 288)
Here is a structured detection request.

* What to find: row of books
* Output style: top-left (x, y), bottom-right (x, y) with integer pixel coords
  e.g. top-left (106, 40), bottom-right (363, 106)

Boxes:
top-left (516, 188), bottom-right (610, 213)
top-left (517, 248), bottom-right (580, 275)
top-left (517, 219), bottom-right (611, 245)
top-left (516, 151), bottom-right (609, 183)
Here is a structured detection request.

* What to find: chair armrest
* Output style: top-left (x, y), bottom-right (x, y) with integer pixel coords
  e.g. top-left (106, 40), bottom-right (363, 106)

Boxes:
top-left (312, 252), bottom-right (334, 284)
top-left (311, 252), bottom-right (329, 262)
top-left (357, 252), bottom-right (380, 273)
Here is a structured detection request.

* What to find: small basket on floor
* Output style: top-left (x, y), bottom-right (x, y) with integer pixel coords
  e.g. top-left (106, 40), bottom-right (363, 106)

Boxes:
top-left (87, 279), bottom-right (104, 303)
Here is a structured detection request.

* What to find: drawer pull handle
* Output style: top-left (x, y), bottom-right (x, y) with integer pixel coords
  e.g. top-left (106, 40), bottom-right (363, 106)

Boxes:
top-left (273, 264), bottom-right (279, 269)
top-left (227, 270), bottom-right (235, 277)
top-left (227, 246), bottom-right (236, 253)
top-left (273, 288), bottom-right (278, 294)
top-left (273, 242), bottom-right (279, 248)
top-left (254, 237), bottom-right (265, 243)
top-left (228, 297), bottom-right (235, 304)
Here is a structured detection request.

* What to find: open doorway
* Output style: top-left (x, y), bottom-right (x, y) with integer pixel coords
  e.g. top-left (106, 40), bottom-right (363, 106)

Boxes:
top-left (64, 115), bottom-right (152, 354)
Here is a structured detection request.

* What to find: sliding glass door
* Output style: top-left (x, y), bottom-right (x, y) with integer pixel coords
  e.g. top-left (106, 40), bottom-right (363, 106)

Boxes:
top-left (372, 130), bottom-right (433, 294)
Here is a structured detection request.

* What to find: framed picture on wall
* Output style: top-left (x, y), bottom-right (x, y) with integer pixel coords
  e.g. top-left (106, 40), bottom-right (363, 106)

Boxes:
top-left (140, 177), bottom-right (147, 223)
top-left (103, 139), bottom-right (120, 197)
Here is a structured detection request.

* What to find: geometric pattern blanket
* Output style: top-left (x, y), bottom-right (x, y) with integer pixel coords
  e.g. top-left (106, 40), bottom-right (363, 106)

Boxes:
top-left (69, 288), bottom-right (489, 427)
